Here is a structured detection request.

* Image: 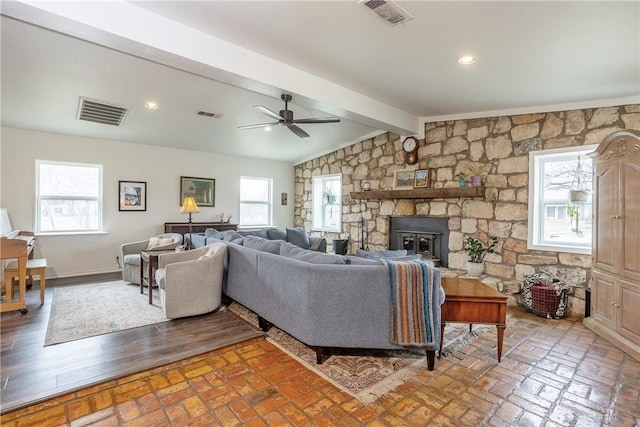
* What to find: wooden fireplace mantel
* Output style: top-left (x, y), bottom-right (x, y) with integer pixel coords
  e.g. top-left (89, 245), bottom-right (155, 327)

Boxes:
top-left (350, 186), bottom-right (485, 200)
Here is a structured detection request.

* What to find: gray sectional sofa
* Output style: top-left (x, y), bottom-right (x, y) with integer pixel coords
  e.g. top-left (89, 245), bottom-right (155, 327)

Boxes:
top-left (214, 235), bottom-right (446, 370)
top-left (187, 226), bottom-right (327, 252)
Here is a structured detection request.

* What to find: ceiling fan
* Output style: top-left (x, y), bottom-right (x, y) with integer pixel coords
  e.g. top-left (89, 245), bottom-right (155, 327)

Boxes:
top-left (238, 94), bottom-right (340, 138)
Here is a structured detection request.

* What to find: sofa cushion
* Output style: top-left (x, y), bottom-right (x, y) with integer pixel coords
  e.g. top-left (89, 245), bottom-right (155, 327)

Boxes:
top-left (280, 242), bottom-right (347, 264)
top-left (123, 253), bottom-right (141, 266)
top-left (244, 235), bottom-right (282, 254)
top-left (146, 237), bottom-right (174, 250)
top-left (221, 230), bottom-right (243, 241)
top-left (204, 228), bottom-right (220, 237)
top-left (156, 268), bottom-right (166, 289)
top-left (231, 237), bottom-right (245, 245)
top-left (356, 248), bottom-right (408, 259)
top-left (238, 229), bottom-right (269, 239)
top-left (286, 227), bottom-right (310, 249)
top-left (266, 228), bottom-right (287, 241)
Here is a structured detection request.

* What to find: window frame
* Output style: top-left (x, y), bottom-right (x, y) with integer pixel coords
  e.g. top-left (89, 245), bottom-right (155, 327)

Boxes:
top-left (239, 176), bottom-right (273, 227)
top-left (35, 159), bottom-right (104, 235)
top-left (527, 145), bottom-right (597, 255)
top-left (311, 173), bottom-right (342, 232)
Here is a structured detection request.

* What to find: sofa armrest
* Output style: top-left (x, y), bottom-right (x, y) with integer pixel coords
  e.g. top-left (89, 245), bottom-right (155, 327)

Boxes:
top-left (309, 237), bottom-right (326, 252)
top-left (121, 240), bottom-right (149, 258)
top-left (187, 233), bottom-right (207, 249)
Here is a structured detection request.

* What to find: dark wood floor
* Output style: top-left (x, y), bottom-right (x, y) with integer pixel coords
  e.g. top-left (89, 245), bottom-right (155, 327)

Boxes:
top-left (0, 273), bottom-right (263, 414)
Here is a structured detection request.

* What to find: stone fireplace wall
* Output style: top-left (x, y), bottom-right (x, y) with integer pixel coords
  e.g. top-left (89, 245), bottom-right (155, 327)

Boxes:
top-left (294, 104), bottom-right (640, 316)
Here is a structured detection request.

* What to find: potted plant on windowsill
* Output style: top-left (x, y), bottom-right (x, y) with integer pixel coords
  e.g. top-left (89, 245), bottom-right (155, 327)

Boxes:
top-left (463, 235), bottom-right (499, 276)
top-left (323, 188), bottom-right (337, 205)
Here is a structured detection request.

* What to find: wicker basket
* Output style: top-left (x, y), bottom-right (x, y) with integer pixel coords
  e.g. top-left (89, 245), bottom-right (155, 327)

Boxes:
top-left (523, 274), bottom-right (569, 319)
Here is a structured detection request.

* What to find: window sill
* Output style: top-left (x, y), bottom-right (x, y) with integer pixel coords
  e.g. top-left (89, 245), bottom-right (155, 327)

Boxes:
top-left (35, 231), bottom-right (108, 237)
top-left (527, 242), bottom-right (591, 255)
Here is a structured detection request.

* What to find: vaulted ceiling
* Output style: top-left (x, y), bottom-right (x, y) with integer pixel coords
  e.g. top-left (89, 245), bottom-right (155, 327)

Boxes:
top-left (2, 1), bottom-right (638, 164)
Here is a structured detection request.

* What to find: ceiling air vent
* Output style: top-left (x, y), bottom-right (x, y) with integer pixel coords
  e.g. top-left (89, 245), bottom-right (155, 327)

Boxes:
top-left (359, 0), bottom-right (414, 26)
top-left (77, 97), bottom-right (130, 126)
top-left (196, 110), bottom-right (222, 119)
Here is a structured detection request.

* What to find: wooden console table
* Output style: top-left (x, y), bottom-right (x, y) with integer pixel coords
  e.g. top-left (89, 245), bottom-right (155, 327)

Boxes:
top-left (440, 277), bottom-right (508, 361)
top-left (164, 222), bottom-right (238, 235)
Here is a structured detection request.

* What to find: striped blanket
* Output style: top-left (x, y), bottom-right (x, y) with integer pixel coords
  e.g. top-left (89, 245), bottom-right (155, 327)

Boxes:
top-left (382, 259), bottom-right (436, 347)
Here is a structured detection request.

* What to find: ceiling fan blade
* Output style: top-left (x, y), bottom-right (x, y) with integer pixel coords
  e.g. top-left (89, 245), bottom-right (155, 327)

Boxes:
top-left (293, 117), bottom-right (341, 124)
top-left (254, 105), bottom-right (284, 121)
top-left (237, 122), bottom-right (279, 130)
top-left (287, 125), bottom-right (310, 138)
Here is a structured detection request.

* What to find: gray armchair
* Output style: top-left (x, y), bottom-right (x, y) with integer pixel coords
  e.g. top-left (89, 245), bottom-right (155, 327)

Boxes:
top-left (120, 233), bottom-right (183, 285)
top-left (154, 242), bottom-right (226, 319)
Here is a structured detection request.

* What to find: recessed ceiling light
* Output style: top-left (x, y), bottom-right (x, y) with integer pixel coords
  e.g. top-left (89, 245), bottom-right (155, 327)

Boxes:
top-left (263, 126), bottom-right (272, 132)
top-left (145, 102), bottom-right (158, 109)
top-left (458, 56), bottom-right (478, 65)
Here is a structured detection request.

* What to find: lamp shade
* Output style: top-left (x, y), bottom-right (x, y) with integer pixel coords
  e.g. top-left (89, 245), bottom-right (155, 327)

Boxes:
top-left (179, 196), bottom-right (200, 214)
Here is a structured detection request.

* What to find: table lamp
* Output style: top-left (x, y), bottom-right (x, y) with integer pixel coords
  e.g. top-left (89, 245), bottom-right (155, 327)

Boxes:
top-left (179, 196), bottom-right (200, 249)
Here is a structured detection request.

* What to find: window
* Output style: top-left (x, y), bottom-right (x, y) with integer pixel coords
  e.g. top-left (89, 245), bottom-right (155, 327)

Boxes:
top-left (36, 160), bottom-right (103, 234)
top-left (239, 176), bottom-right (272, 227)
top-left (528, 145), bottom-right (597, 254)
top-left (312, 174), bottom-right (341, 232)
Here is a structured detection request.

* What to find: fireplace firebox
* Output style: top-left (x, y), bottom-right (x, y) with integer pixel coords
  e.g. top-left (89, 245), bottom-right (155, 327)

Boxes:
top-left (389, 216), bottom-right (450, 267)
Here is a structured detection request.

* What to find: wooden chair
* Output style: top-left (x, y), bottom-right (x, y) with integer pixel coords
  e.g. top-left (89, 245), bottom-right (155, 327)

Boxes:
top-left (5, 258), bottom-right (47, 305)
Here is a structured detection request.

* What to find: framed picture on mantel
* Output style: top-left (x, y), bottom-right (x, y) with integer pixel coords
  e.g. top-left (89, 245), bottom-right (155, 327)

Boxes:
top-left (414, 169), bottom-right (430, 188)
top-left (393, 169), bottom-right (415, 189)
top-left (180, 176), bottom-right (215, 207)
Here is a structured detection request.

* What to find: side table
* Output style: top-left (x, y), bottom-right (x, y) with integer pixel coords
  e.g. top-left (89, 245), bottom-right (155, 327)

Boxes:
top-left (140, 249), bottom-right (175, 304)
top-left (440, 277), bottom-right (508, 361)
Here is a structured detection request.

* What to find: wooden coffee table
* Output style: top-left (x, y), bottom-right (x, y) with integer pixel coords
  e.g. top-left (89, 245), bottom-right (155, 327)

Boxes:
top-left (440, 277), bottom-right (508, 361)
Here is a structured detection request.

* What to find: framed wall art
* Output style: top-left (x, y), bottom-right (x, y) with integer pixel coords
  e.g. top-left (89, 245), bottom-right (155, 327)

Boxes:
top-left (414, 169), bottom-right (430, 188)
top-left (393, 169), bottom-right (415, 189)
top-left (180, 176), bottom-right (215, 207)
top-left (119, 181), bottom-right (146, 211)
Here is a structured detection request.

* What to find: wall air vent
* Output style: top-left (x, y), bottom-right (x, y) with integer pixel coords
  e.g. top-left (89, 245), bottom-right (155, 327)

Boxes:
top-left (359, 0), bottom-right (414, 26)
top-left (77, 97), bottom-right (130, 126)
top-left (196, 110), bottom-right (222, 119)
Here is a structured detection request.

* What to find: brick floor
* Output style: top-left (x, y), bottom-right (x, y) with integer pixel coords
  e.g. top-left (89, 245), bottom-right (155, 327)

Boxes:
top-left (2, 309), bottom-right (639, 426)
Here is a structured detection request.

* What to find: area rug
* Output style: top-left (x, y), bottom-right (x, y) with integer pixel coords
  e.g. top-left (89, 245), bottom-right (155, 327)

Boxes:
top-left (227, 302), bottom-right (487, 404)
top-left (44, 281), bottom-right (168, 346)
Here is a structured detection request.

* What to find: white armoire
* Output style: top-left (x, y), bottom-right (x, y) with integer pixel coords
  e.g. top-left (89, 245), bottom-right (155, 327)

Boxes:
top-left (584, 130), bottom-right (640, 361)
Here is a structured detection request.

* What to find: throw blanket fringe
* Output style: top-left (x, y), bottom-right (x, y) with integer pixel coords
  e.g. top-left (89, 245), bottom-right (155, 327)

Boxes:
top-left (383, 259), bottom-right (436, 347)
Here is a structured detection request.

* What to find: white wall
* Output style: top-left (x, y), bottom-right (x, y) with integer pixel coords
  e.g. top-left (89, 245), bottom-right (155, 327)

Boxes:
top-left (0, 127), bottom-right (294, 278)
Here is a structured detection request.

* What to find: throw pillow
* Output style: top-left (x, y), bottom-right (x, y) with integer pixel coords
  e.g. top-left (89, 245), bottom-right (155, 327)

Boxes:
top-left (204, 228), bottom-right (219, 237)
top-left (356, 248), bottom-right (408, 259)
top-left (244, 235), bottom-right (282, 254)
top-left (146, 237), bottom-right (174, 250)
top-left (266, 228), bottom-right (287, 241)
top-left (221, 230), bottom-right (242, 241)
top-left (280, 242), bottom-right (347, 264)
top-left (286, 227), bottom-right (310, 249)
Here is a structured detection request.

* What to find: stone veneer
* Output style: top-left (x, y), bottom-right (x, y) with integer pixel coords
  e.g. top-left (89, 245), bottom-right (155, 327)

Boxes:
top-left (294, 104), bottom-right (640, 316)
